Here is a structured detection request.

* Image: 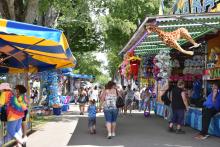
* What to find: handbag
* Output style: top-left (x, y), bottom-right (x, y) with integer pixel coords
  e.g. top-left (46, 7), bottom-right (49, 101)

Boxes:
top-left (78, 95), bottom-right (86, 103)
top-left (161, 90), bottom-right (171, 106)
top-left (0, 105), bottom-right (7, 122)
top-left (116, 89), bottom-right (125, 108)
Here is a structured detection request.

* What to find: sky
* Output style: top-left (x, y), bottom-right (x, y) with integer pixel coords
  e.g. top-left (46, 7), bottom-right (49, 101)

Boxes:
top-left (94, 52), bottom-right (109, 75)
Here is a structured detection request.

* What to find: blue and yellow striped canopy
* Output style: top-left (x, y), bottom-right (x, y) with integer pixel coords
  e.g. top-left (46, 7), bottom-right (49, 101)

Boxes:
top-left (0, 19), bottom-right (76, 73)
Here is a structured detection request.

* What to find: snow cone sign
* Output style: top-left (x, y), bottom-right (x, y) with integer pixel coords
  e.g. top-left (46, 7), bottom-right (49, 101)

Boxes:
top-left (208, 68), bottom-right (220, 80)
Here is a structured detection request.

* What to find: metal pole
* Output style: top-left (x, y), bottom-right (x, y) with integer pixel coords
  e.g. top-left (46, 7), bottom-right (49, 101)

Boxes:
top-left (203, 41), bottom-right (208, 99)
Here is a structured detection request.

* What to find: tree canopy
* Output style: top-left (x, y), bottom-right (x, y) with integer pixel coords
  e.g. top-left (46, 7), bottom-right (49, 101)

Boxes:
top-left (94, 0), bottom-right (161, 77)
top-left (0, 0), bottom-right (175, 82)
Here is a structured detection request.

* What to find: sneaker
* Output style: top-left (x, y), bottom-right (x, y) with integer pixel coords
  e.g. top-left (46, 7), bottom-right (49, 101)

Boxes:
top-left (112, 132), bottom-right (115, 137)
top-left (168, 127), bottom-right (175, 132)
top-left (201, 134), bottom-right (209, 140)
top-left (196, 134), bottom-right (209, 140)
top-left (107, 135), bottom-right (111, 139)
top-left (176, 129), bottom-right (185, 134)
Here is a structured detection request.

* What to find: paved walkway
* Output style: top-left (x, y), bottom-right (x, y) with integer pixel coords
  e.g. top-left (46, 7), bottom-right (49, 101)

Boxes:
top-left (27, 104), bottom-right (220, 147)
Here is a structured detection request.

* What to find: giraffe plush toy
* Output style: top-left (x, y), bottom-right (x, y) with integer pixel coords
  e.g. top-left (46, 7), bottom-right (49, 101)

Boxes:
top-left (146, 24), bottom-right (201, 55)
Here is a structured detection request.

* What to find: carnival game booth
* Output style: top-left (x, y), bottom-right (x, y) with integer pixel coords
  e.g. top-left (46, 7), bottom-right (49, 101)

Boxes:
top-left (0, 19), bottom-right (76, 146)
top-left (119, 13), bottom-right (220, 137)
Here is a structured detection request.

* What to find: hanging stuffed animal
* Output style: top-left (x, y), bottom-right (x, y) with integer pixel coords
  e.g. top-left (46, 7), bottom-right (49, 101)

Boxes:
top-left (146, 24), bottom-right (201, 55)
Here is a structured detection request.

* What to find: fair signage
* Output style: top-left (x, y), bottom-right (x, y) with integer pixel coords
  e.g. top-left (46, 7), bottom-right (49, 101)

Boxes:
top-left (173, 0), bottom-right (220, 14)
top-left (207, 68), bottom-right (220, 79)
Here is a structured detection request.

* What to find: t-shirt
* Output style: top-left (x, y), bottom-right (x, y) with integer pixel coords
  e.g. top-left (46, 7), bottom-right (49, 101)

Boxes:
top-left (88, 105), bottom-right (96, 118)
top-left (104, 94), bottom-right (117, 110)
top-left (203, 91), bottom-right (220, 111)
top-left (73, 90), bottom-right (78, 96)
top-left (126, 90), bottom-right (134, 100)
top-left (0, 91), bottom-right (26, 121)
top-left (171, 86), bottom-right (186, 110)
top-left (90, 90), bottom-right (99, 101)
top-left (134, 91), bottom-right (141, 100)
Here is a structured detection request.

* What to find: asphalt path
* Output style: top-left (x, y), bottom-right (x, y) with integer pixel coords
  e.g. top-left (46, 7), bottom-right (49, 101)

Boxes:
top-left (68, 113), bottom-right (220, 147)
top-left (27, 105), bottom-right (220, 147)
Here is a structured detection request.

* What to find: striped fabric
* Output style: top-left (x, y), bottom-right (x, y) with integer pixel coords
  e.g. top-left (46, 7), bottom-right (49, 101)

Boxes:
top-left (0, 19), bottom-right (76, 73)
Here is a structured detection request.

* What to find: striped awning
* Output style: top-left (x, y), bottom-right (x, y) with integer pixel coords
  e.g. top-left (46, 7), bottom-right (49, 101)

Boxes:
top-left (0, 19), bottom-right (76, 73)
top-left (119, 13), bottom-right (220, 56)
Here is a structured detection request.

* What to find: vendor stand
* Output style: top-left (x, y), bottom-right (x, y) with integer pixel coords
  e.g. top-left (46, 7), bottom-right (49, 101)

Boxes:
top-left (118, 7), bottom-right (220, 137)
top-left (0, 19), bottom-right (76, 146)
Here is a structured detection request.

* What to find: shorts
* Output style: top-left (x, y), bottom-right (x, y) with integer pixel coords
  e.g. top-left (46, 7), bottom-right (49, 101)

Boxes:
top-left (7, 118), bottom-right (22, 138)
top-left (104, 109), bottom-right (118, 123)
top-left (171, 109), bottom-right (185, 125)
top-left (125, 99), bottom-right (132, 107)
top-left (88, 117), bottom-right (96, 128)
top-left (22, 110), bottom-right (28, 121)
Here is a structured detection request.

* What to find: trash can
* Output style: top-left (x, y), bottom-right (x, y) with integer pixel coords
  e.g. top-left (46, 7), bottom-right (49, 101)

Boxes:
top-left (53, 107), bottom-right (61, 115)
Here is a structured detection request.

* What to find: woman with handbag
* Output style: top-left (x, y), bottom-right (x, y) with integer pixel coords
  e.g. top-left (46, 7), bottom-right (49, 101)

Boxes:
top-left (78, 87), bottom-right (87, 115)
top-left (0, 83), bottom-right (27, 147)
top-left (100, 81), bottom-right (121, 139)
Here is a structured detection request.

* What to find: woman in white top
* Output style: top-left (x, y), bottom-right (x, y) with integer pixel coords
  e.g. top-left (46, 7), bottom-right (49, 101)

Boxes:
top-left (100, 81), bottom-right (121, 139)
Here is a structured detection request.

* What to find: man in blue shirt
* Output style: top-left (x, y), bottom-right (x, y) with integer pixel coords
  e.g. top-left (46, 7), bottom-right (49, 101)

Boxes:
top-left (195, 82), bottom-right (220, 140)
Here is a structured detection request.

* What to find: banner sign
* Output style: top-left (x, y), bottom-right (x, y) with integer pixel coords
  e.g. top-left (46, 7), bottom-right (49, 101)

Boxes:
top-left (205, 68), bottom-right (220, 80)
top-left (173, 0), bottom-right (220, 14)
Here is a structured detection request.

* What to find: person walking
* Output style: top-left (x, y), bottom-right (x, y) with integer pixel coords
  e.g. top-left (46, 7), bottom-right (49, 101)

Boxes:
top-left (124, 85), bottom-right (134, 115)
top-left (78, 87), bottom-right (87, 115)
top-left (168, 80), bottom-right (189, 134)
top-left (0, 83), bottom-right (27, 147)
top-left (100, 81), bottom-right (120, 139)
top-left (161, 84), bottom-right (172, 121)
top-left (134, 89), bottom-right (141, 110)
top-left (87, 99), bottom-right (97, 134)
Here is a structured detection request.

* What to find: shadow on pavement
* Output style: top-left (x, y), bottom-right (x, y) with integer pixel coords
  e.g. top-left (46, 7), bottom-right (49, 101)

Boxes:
top-left (67, 113), bottom-right (220, 147)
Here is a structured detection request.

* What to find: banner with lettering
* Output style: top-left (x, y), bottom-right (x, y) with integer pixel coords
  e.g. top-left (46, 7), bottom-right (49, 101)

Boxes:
top-left (173, 0), bottom-right (220, 14)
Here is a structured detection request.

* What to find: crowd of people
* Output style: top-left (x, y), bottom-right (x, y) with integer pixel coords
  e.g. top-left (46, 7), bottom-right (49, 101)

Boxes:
top-left (0, 83), bottom-right (28, 147)
top-left (75, 79), bottom-right (220, 140)
top-left (1, 79), bottom-right (219, 145)
top-left (72, 81), bottom-right (155, 139)
top-left (161, 80), bottom-right (220, 140)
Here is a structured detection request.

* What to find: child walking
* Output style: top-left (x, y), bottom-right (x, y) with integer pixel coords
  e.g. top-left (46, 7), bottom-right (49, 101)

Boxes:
top-left (88, 99), bottom-right (97, 134)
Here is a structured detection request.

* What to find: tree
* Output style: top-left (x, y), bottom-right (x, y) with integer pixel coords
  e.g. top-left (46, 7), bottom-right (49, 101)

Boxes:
top-left (73, 52), bottom-right (102, 76)
top-left (93, 0), bottom-right (160, 78)
top-left (0, 0), bottom-right (105, 104)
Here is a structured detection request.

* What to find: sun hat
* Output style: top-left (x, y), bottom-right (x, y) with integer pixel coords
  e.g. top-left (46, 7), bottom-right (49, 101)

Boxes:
top-left (0, 83), bottom-right (12, 91)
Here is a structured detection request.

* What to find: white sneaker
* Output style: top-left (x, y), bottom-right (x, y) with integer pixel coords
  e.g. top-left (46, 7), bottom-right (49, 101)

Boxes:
top-left (111, 132), bottom-right (115, 137)
top-left (107, 133), bottom-right (111, 139)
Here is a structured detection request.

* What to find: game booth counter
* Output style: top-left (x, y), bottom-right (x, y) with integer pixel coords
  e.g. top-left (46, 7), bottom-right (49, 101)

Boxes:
top-left (0, 19), bottom-right (76, 146)
top-left (118, 9), bottom-right (220, 137)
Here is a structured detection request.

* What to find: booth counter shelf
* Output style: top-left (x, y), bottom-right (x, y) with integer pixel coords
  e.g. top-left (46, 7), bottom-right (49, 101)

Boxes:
top-left (155, 102), bottom-right (220, 137)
